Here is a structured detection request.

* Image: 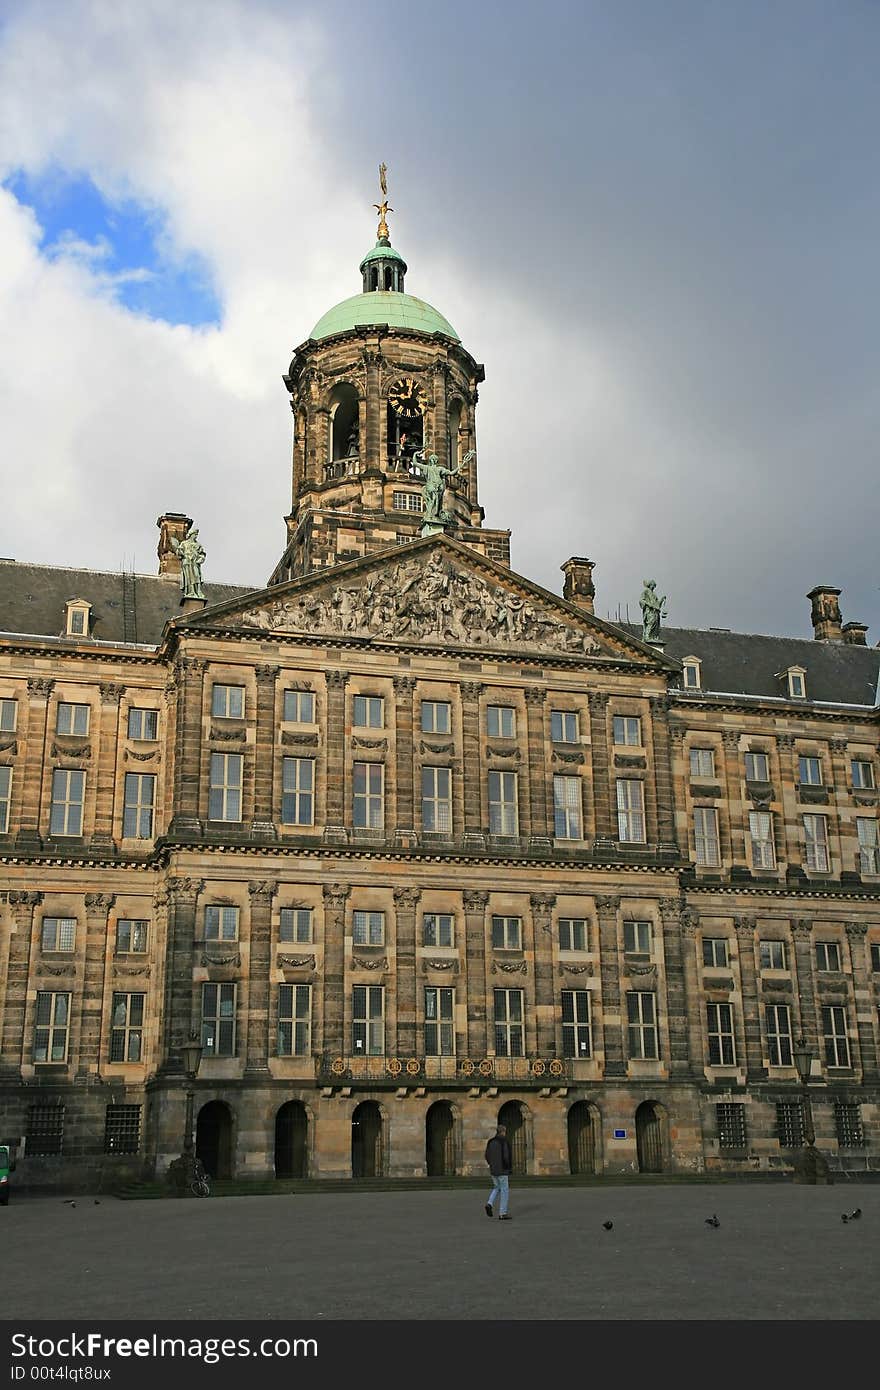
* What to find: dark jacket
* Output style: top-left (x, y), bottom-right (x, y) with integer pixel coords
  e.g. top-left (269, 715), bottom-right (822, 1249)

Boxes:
top-left (485, 1134), bottom-right (512, 1176)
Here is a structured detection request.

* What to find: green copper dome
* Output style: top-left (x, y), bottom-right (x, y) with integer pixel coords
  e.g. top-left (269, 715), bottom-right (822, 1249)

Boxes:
top-left (359, 242), bottom-right (408, 271)
top-left (310, 291), bottom-right (459, 342)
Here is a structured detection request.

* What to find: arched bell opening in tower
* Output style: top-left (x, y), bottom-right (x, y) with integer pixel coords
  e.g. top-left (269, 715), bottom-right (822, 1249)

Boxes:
top-left (386, 375), bottom-right (426, 472)
top-left (327, 383), bottom-right (360, 477)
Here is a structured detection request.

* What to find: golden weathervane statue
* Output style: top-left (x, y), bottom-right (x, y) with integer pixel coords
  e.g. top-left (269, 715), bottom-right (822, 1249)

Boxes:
top-left (374, 162), bottom-right (392, 239)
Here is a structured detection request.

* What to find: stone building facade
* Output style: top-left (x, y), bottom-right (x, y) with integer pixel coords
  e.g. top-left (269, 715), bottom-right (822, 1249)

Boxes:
top-left (1, 220), bottom-right (879, 1188)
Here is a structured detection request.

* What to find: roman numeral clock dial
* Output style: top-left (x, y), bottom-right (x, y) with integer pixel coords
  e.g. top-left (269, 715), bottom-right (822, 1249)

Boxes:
top-left (389, 377), bottom-right (426, 420)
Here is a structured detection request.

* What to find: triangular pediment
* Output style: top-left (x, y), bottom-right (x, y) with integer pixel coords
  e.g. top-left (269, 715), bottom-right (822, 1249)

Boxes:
top-left (178, 536), bottom-right (671, 667)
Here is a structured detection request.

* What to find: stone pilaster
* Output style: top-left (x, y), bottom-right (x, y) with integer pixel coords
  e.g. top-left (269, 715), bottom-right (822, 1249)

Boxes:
top-left (791, 920), bottom-right (819, 1060)
top-left (0, 891), bottom-right (42, 1073)
top-left (393, 887), bottom-right (421, 1055)
top-left (680, 907), bottom-right (706, 1072)
top-left (16, 678), bottom-right (53, 846)
top-left (525, 689), bottom-right (551, 850)
top-left (530, 892), bottom-right (557, 1053)
top-left (845, 923), bottom-right (875, 1080)
top-left (589, 694), bottom-right (616, 846)
top-left (393, 677), bottom-right (417, 844)
top-left (431, 359), bottom-right (449, 473)
top-left (91, 684), bottom-right (124, 847)
top-left (648, 695), bottom-right (678, 851)
top-left (321, 884), bottom-right (350, 1058)
top-left (244, 880), bottom-right (277, 1074)
top-left (251, 665), bottom-right (279, 839)
top-left (323, 672), bottom-right (349, 842)
top-left (658, 898), bottom-right (693, 1076)
top-left (169, 659), bottom-right (205, 835)
top-left (829, 739), bottom-right (856, 870)
top-left (158, 876), bottom-right (204, 1072)
top-left (595, 894), bottom-right (625, 1075)
top-left (78, 893), bottom-right (115, 1076)
top-left (460, 682), bottom-right (484, 848)
top-left (734, 914), bottom-right (765, 1079)
top-left (364, 350), bottom-right (381, 465)
top-left (721, 730), bottom-right (746, 865)
top-left (462, 889), bottom-right (489, 1057)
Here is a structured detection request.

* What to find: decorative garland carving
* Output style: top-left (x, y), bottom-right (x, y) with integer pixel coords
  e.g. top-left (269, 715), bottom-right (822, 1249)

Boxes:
top-left (125, 747), bottom-right (159, 762)
top-left (423, 958), bottom-right (458, 972)
top-left (552, 749), bottom-right (584, 764)
top-left (278, 953), bottom-right (316, 969)
top-left (201, 950), bottom-right (240, 967)
top-left (627, 961), bottom-right (657, 978)
top-left (559, 961), bottom-right (593, 976)
top-left (281, 731), bottom-right (319, 747)
top-left (42, 964), bottom-right (76, 977)
top-left (209, 726), bottom-right (246, 742)
top-left (420, 740), bottom-right (453, 755)
top-left (50, 743), bottom-right (91, 759)
top-left (614, 754), bottom-right (647, 769)
top-left (352, 736), bottom-right (387, 751)
top-left (491, 959), bottom-right (527, 974)
top-left (113, 964), bottom-right (151, 978)
top-left (352, 955), bottom-right (388, 971)
top-left (487, 744), bottom-right (519, 760)
top-left (0, 739), bottom-right (18, 755)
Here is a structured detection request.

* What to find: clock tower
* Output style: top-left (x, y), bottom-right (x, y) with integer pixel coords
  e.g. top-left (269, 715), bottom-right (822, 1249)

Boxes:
top-left (269, 188), bottom-right (511, 584)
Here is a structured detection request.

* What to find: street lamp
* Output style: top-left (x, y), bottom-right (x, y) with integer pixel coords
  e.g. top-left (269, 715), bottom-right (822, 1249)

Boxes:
top-left (180, 1034), bottom-right (203, 1157)
top-left (791, 1037), bottom-right (829, 1184)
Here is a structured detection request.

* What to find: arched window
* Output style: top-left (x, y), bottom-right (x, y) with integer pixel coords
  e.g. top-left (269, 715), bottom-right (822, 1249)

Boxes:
top-left (447, 399), bottom-right (463, 471)
top-left (328, 384), bottom-right (359, 468)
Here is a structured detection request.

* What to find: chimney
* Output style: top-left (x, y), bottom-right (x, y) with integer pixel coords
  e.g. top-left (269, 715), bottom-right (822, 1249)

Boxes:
top-left (157, 513), bottom-right (193, 580)
top-left (561, 557), bottom-right (596, 614)
top-left (842, 621), bottom-right (868, 646)
top-left (807, 586), bottom-right (843, 642)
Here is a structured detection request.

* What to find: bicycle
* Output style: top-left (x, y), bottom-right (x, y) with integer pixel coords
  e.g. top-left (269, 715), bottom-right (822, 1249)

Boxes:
top-left (190, 1176), bottom-right (211, 1198)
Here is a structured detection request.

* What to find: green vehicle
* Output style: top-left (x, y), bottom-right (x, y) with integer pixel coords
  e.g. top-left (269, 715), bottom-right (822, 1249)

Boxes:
top-left (0, 1144), bottom-right (15, 1205)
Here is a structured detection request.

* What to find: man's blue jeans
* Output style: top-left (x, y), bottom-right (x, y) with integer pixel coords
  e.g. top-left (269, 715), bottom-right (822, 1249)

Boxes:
top-left (487, 1173), bottom-right (509, 1215)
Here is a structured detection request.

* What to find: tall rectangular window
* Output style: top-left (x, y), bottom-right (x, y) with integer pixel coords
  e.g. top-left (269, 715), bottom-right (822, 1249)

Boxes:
top-left (423, 913), bottom-right (454, 947)
top-left (109, 992), bottom-right (145, 1062)
top-left (716, 1103), bottom-right (746, 1150)
top-left (352, 985), bottom-right (384, 1055)
top-left (689, 747), bottom-right (715, 778)
top-left (488, 770), bottom-right (518, 835)
top-left (550, 710), bottom-right (579, 744)
top-left (559, 918), bottom-right (588, 952)
top-left (278, 984), bottom-right (311, 1056)
top-left (353, 762), bottom-right (384, 829)
top-left (425, 986), bottom-right (455, 1056)
top-left (626, 992), bottom-right (658, 1059)
top-left (612, 715), bottom-right (641, 746)
top-left (41, 917), bottom-right (76, 952)
top-left (104, 1105), bottom-right (141, 1154)
top-left (353, 910), bottom-right (384, 946)
top-left (623, 920), bottom-right (652, 954)
top-left (122, 773), bottom-right (155, 838)
top-left (211, 684), bottom-right (244, 719)
top-left (815, 940), bottom-right (841, 972)
top-left (856, 818), bottom-right (879, 874)
top-left (486, 705), bottom-right (516, 738)
top-left (27, 1104), bottom-right (65, 1155)
top-left (749, 811), bottom-right (776, 869)
top-left (798, 755), bottom-right (822, 786)
top-left (56, 702), bottom-right (89, 736)
top-left (422, 766), bottom-right (453, 833)
top-left (765, 1003), bottom-right (793, 1067)
top-left (421, 701), bottom-right (451, 734)
top-left (204, 905), bottom-right (239, 941)
top-left (353, 695), bottom-right (384, 729)
top-left (803, 814), bottom-right (829, 871)
top-left (706, 1003), bottom-right (736, 1066)
top-left (0, 765), bottom-right (11, 834)
top-left (835, 1103), bottom-right (864, 1148)
top-left (616, 779), bottom-right (645, 843)
top-left (553, 775), bottom-right (583, 839)
top-left (34, 992), bottom-right (70, 1062)
top-left (281, 757), bottom-right (314, 826)
top-left (127, 708), bottom-right (158, 741)
top-left (49, 769), bottom-right (85, 836)
top-left (776, 1101), bottom-right (804, 1149)
top-left (694, 807), bottom-right (721, 866)
top-left (491, 915), bottom-right (522, 949)
top-left (871, 942), bottom-right (880, 973)
top-left (279, 908), bottom-right (312, 944)
top-left (561, 990), bottom-right (592, 1058)
top-left (702, 937), bottom-right (729, 968)
top-left (116, 919), bottom-right (148, 953)
top-left (493, 988), bottom-right (524, 1056)
top-left (209, 753), bottom-right (243, 822)
top-left (851, 759), bottom-right (876, 790)
top-left (759, 939), bottom-right (787, 971)
top-left (744, 751), bottom-right (769, 782)
top-left (0, 698), bottom-right (17, 732)
top-left (822, 1005), bottom-right (851, 1068)
top-left (201, 983), bottom-right (237, 1056)
top-left (283, 689), bottom-right (315, 723)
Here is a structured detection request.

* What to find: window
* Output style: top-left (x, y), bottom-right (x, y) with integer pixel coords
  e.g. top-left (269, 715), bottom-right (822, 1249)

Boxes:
top-left (716, 1103), bottom-right (746, 1150)
top-left (423, 913), bottom-right (454, 947)
top-left (857, 818), bottom-right (879, 875)
top-left (822, 1005), bottom-right (850, 1068)
top-left (0, 698), bottom-right (17, 732)
top-left (204, 905), bottom-right (239, 942)
top-left (745, 751), bottom-right (769, 782)
top-left (392, 490), bottom-right (424, 512)
top-left (65, 602), bottom-right (89, 636)
top-left (421, 701), bottom-right (451, 735)
top-left (616, 779), bottom-right (645, 843)
top-left (562, 990), bottom-right (592, 1058)
top-left (749, 811), bottom-right (776, 870)
top-left (116, 919), bottom-right (148, 954)
top-left (682, 659), bottom-right (701, 690)
top-left (278, 984), bottom-right (311, 1056)
top-left (353, 695), bottom-right (384, 729)
top-left (279, 908), bottom-right (312, 944)
top-left (425, 986), bottom-right (455, 1056)
top-left (559, 918), bottom-right (588, 952)
top-left (56, 702), bottom-right (89, 736)
top-left (627, 992), bottom-right (658, 1059)
top-left (109, 992), bottom-right (145, 1062)
top-left (283, 689), bottom-right (315, 723)
top-left (488, 770), bottom-right (518, 835)
top-left (201, 983), bottom-right (237, 1056)
top-left (798, 756), bottom-right (822, 786)
top-left (127, 707), bottom-right (158, 741)
top-left (871, 942), bottom-right (880, 973)
top-left (765, 1003), bottom-right (793, 1067)
top-left (27, 1104), bottom-right (65, 1155)
top-left (422, 766), bottom-right (453, 833)
top-left (759, 939), bottom-right (787, 971)
top-left (352, 985), bottom-right (384, 1055)
top-left (353, 910), bottom-right (385, 946)
top-left (706, 1003), bottom-right (736, 1066)
top-left (34, 991), bottom-right (70, 1062)
top-left (835, 1103), bottom-right (864, 1148)
top-left (551, 710), bottom-right (579, 744)
top-left (49, 769), bottom-right (85, 836)
top-left (702, 937), bottom-right (729, 969)
top-left (211, 684), bottom-right (244, 719)
top-left (852, 759), bottom-right (876, 790)
top-left (776, 1101), bottom-right (804, 1149)
top-left (803, 814), bottom-right (829, 871)
top-left (613, 716), bottom-right (641, 746)
top-left (492, 915), bottom-right (522, 950)
top-left (0, 765), bottom-right (10, 833)
top-left (281, 757), bottom-right (314, 826)
top-left (787, 669), bottom-right (806, 699)
top-left (623, 920), bottom-right (652, 955)
top-left (353, 762), bottom-right (384, 829)
top-left (553, 775), bottom-right (583, 839)
top-left (41, 917), bottom-right (76, 952)
top-left (493, 988), bottom-right (524, 1056)
top-left (208, 753), bottom-right (243, 822)
top-left (689, 748), bottom-right (715, 778)
top-left (815, 940), bottom-right (841, 972)
top-left (694, 807), bottom-right (721, 866)
top-left (486, 705), bottom-right (516, 738)
top-left (104, 1105), bottom-right (141, 1154)
top-left (122, 773), bottom-right (155, 839)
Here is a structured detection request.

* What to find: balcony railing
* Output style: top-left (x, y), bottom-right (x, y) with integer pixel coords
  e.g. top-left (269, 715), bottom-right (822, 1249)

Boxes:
top-left (324, 455), bottom-right (361, 481)
top-left (317, 1053), bottom-right (570, 1086)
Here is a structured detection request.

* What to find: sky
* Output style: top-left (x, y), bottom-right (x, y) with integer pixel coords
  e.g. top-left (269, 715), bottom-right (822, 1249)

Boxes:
top-left (0, 0), bottom-right (878, 639)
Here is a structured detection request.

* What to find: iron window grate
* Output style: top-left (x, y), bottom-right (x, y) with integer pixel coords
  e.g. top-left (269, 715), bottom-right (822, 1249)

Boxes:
top-left (104, 1105), bottom-right (141, 1154)
top-left (716, 1102), bottom-right (747, 1150)
top-left (834, 1103), bottom-right (864, 1149)
top-left (27, 1104), bottom-right (65, 1155)
top-left (776, 1101), bottom-right (804, 1149)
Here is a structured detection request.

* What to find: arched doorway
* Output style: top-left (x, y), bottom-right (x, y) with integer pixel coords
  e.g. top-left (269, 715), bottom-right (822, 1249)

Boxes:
top-left (567, 1101), bottom-right (598, 1175)
top-left (351, 1101), bottom-right (382, 1179)
top-left (275, 1101), bottom-right (309, 1179)
top-left (635, 1101), bottom-right (665, 1174)
top-left (195, 1100), bottom-right (234, 1179)
top-left (498, 1101), bottom-right (528, 1175)
top-left (425, 1101), bottom-right (456, 1176)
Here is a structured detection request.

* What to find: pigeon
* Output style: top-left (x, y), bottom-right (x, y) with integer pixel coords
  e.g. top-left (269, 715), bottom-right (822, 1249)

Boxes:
top-left (65, 1200), bottom-right (76, 1208)
top-left (849, 1208), bottom-right (862, 1220)
top-left (94, 1199), bottom-right (101, 1205)
top-left (841, 1214), bottom-right (849, 1223)
top-left (705, 1214), bottom-right (720, 1228)
top-left (602, 1220), bottom-right (613, 1230)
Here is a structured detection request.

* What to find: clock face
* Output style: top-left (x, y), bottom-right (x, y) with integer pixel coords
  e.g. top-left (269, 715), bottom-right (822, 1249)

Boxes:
top-left (389, 377), bottom-right (426, 420)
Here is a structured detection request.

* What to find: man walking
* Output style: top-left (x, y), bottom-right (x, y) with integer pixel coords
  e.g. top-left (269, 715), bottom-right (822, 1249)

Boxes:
top-left (485, 1123), bottom-right (513, 1220)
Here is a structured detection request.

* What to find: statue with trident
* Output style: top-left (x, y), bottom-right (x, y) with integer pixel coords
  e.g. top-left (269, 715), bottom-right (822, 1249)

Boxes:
top-left (414, 448), bottom-right (475, 524)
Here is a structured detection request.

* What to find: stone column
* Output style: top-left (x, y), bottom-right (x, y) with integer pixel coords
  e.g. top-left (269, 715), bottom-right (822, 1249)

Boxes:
top-left (460, 682), bottom-right (484, 849)
top-left (0, 891), bottom-right (42, 1074)
top-left (323, 671), bottom-right (349, 843)
top-left (595, 894), bottom-right (625, 1076)
top-left (364, 349), bottom-right (381, 466)
top-left (588, 694), bottom-right (616, 847)
top-left (830, 739), bottom-right (855, 871)
top-left (393, 676), bottom-right (417, 845)
top-left (668, 722), bottom-right (688, 858)
top-left (721, 730), bottom-right (746, 865)
top-left (648, 694), bottom-right (678, 852)
top-left (791, 920), bottom-right (819, 1060)
top-left (775, 734), bottom-right (797, 873)
top-left (846, 923), bottom-right (875, 1080)
top-left (251, 664), bottom-right (279, 840)
top-left (244, 880), bottom-right (277, 1075)
top-left (680, 907), bottom-right (706, 1073)
top-left (734, 914), bottom-right (765, 1080)
top-left (321, 884), bottom-right (350, 1059)
top-left (158, 877), bottom-right (204, 1072)
top-left (431, 359), bottom-right (449, 475)
top-left (462, 890), bottom-right (489, 1058)
top-left (658, 898), bottom-right (693, 1076)
top-left (525, 689), bottom-right (551, 851)
top-left (530, 893), bottom-right (557, 1054)
top-left (92, 684), bottom-right (125, 847)
top-left (77, 893), bottom-right (115, 1078)
top-left (169, 659), bottom-right (206, 836)
top-left (16, 678), bottom-right (53, 847)
top-left (393, 887), bottom-right (421, 1056)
